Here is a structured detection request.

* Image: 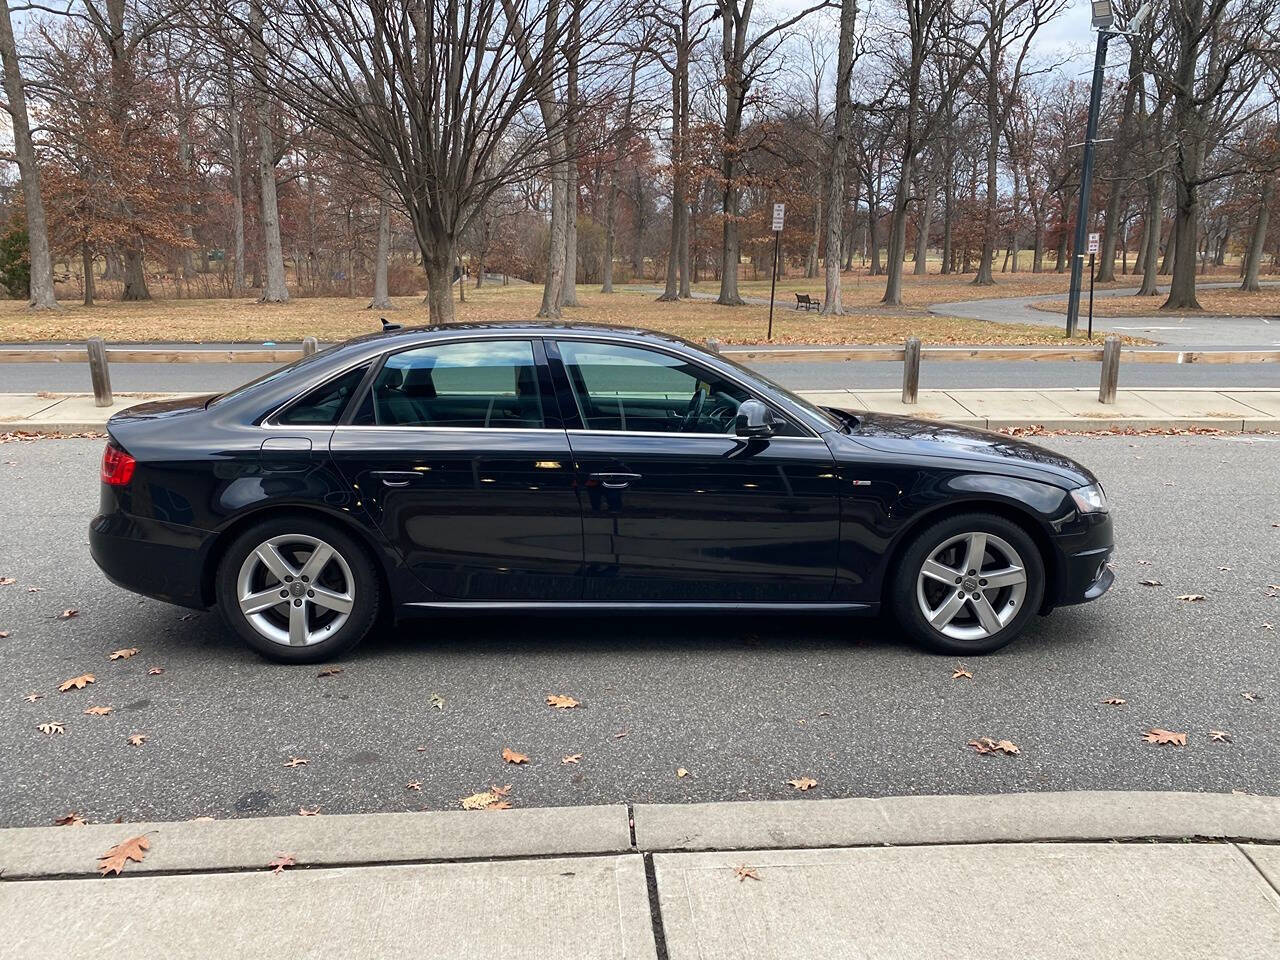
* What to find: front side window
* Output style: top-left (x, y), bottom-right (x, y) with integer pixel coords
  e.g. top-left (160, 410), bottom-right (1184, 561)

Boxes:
top-left (558, 340), bottom-right (784, 435)
top-left (277, 363), bottom-right (370, 425)
top-left (353, 340), bottom-right (544, 428)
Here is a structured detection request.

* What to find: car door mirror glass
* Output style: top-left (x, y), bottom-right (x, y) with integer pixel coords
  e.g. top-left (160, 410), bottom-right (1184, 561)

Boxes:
top-left (735, 399), bottom-right (775, 438)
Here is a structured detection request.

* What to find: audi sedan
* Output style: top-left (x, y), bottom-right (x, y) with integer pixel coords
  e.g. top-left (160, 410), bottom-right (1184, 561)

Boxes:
top-left (90, 322), bottom-right (1114, 663)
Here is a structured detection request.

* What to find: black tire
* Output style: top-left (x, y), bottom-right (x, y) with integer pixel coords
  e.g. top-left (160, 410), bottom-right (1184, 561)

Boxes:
top-left (889, 512), bottom-right (1045, 655)
top-left (215, 515), bottom-right (382, 664)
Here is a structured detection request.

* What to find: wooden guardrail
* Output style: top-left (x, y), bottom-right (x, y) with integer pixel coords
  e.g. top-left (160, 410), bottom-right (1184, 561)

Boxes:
top-left (2, 336), bottom-right (1278, 409)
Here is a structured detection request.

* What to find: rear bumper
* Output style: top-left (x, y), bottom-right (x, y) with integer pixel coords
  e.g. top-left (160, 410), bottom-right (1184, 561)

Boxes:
top-left (90, 511), bottom-right (214, 609)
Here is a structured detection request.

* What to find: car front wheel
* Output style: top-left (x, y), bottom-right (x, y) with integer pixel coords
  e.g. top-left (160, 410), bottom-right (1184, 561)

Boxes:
top-left (890, 512), bottom-right (1045, 655)
top-left (216, 517), bottom-right (381, 663)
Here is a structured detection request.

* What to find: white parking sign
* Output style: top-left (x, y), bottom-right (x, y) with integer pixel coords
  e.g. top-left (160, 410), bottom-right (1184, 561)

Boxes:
top-left (1088, 232), bottom-right (1100, 254)
top-left (772, 203), bottom-right (785, 232)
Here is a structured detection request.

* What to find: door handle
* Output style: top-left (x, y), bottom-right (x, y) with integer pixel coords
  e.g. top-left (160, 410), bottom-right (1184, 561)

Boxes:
top-left (371, 470), bottom-right (421, 488)
top-left (590, 472), bottom-right (642, 489)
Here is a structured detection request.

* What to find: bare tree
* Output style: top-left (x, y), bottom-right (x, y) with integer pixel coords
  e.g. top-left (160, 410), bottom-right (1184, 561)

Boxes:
top-left (0, 0), bottom-right (58, 308)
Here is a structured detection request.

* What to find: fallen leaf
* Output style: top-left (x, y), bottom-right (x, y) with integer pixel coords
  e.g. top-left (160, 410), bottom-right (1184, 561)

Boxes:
top-left (490, 783), bottom-right (512, 797)
top-left (614, 727), bottom-right (629, 739)
top-left (283, 757), bottom-right (309, 768)
top-left (788, 777), bottom-right (818, 791)
top-left (734, 865), bottom-right (761, 882)
top-left (37, 722), bottom-right (64, 735)
top-left (1102, 697), bottom-right (1127, 705)
top-left (148, 667), bottom-right (165, 675)
top-left (429, 693), bottom-right (445, 710)
top-left (546, 694), bottom-right (581, 709)
top-left (1138, 579), bottom-right (1163, 587)
top-left (22, 692), bottom-right (43, 703)
top-left (1135, 560), bottom-right (1151, 565)
top-left (561, 754), bottom-right (582, 765)
top-left (83, 705), bottom-right (113, 716)
top-left (316, 666), bottom-right (343, 678)
top-left (1142, 728), bottom-right (1186, 746)
top-left (107, 648), bottom-right (138, 660)
top-left (0, 630), bottom-right (9, 638)
top-left (1262, 623), bottom-right (1274, 631)
top-left (501, 748), bottom-right (529, 765)
top-left (57, 609), bottom-right (79, 620)
top-left (127, 733), bottom-right (148, 747)
top-left (1241, 691), bottom-right (1261, 702)
top-left (298, 806), bottom-right (321, 816)
top-left (0, 577), bottom-right (15, 585)
top-left (461, 790), bottom-right (505, 810)
top-left (54, 813), bottom-right (86, 827)
top-left (97, 834), bottom-right (150, 875)
top-left (1176, 594), bottom-right (1206, 602)
top-left (952, 667), bottom-right (973, 679)
top-left (484, 801), bottom-right (513, 811)
top-left (267, 853), bottom-right (296, 875)
top-left (28, 587), bottom-right (41, 593)
top-left (967, 737), bottom-right (1019, 755)
top-left (58, 674), bottom-right (95, 692)
top-left (1218, 566), bottom-right (1232, 572)
top-left (1209, 730), bottom-right (1231, 743)
top-left (406, 781), bottom-right (422, 791)
top-left (676, 767), bottom-right (689, 778)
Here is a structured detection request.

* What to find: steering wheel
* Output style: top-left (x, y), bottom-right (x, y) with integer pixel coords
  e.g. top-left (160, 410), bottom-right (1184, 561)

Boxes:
top-left (681, 385), bottom-right (708, 432)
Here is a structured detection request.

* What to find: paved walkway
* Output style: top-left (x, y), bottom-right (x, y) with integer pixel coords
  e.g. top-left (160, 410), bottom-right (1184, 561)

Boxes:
top-left (2, 792), bottom-right (1277, 959)
top-left (4, 387), bottom-right (1278, 433)
top-left (931, 280), bottom-right (1280, 347)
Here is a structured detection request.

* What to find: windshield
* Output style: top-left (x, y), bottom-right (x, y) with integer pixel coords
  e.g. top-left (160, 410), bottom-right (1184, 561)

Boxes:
top-left (206, 350), bottom-right (336, 407)
top-left (712, 351), bottom-right (844, 431)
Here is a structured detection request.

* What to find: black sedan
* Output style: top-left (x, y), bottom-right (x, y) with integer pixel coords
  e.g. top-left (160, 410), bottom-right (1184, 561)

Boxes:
top-left (90, 323), bottom-right (1114, 663)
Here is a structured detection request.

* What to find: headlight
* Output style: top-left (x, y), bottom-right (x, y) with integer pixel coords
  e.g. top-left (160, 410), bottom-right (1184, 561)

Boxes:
top-left (1070, 483), bottom-right (1108, 514)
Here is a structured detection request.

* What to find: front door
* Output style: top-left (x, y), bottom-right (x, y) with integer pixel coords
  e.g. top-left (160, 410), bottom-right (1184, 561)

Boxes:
top-left (328, 338), bottom-right (582, 600)
top-left (549, 338), bottom-right (840, 602)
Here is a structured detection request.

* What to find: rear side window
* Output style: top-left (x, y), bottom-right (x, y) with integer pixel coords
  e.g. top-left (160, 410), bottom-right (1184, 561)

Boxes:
top-left (276, 364), bottom-right (370, 425)
top-left (352, 340), bottom-right (544, 429)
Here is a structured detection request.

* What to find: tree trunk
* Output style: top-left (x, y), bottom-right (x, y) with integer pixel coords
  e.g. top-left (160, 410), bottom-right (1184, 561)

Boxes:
top-left (368, 198), bottom-right (392, 308)
top-left (228, 73), bottom-right (248, 297)
top-left (973, 108), bottom-right (998, 285)
top-left (81, 243), bottom-right (95, 306)
top-left (601, 53), bottom-right (639, 294)
top-left (717, 160), bottom-right (743, 304)
top-left (807, 193), bottom-right (821, 278)
top-left (1163, 178), bottom-right (1201, 309)
top-left (0, 0), bottom-right (58, 308)
top-left (251, 0), bottom-right (289, 303)
top-left (423, 242), bottom-right (456, 323)
top-left (539, 157), bottom-right (569, 317)
top-left (913, 178), bottom-right (933, 275)
top-left (822, 0), bottom-right (857, 316)
top-left (1241, 179), bottom-right (1273, 292)
top-left (659, 67), bottom-right (685, 301)
top-left (121, 248), bottom-right (150, 301)
top-left (880, 158), bottom-right (911, 303)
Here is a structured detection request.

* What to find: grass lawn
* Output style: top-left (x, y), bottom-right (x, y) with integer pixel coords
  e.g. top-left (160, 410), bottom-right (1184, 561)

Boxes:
top-left (1030, 288), bottom-right (1280, 317)
top-left (2, 275), bottom-right (1134, 346)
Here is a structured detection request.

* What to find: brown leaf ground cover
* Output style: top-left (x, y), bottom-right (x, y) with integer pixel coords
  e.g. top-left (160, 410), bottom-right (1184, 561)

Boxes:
top-left (1, 278), bottom-right (1126, 346)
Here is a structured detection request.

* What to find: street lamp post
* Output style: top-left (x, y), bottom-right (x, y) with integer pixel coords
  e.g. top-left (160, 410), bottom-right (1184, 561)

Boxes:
top-left (1064, 0), bottom-right (1151, 339)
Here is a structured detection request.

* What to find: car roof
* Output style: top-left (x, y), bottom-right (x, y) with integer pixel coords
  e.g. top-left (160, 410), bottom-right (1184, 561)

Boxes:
top-left (342, 320), bottom-right (701, 352)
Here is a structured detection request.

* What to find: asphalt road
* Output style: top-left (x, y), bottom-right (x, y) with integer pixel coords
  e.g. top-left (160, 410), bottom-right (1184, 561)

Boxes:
top-left (1, 435), bottom-right (1276, 828)
top-left (4, 356), bottom-right (1279, 394)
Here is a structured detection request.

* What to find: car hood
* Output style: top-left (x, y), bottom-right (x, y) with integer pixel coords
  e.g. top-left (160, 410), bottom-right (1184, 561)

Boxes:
top-left (830, 409), bottom-right (1096, 489)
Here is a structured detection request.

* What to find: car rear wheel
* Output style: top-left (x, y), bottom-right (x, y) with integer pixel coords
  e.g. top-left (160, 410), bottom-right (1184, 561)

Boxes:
top-left (890, 512), bottom-right (1044, 655)
top-left (216, 517), bottom-right (381, 663)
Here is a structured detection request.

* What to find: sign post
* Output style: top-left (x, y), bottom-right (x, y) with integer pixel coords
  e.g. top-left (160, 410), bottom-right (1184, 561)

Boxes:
top-left (1086, 232), bottom-right (1100, 340)
top-left (767, 203), bottom-right (785, 340)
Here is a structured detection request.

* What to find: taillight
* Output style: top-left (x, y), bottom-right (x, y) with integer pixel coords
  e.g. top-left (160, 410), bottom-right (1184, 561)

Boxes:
top-left (101, 443), bottom-right (136, 486)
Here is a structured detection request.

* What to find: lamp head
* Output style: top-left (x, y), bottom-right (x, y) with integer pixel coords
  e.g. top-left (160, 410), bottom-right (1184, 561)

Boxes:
top-left (1091, 0), bottom-right (1115, 29)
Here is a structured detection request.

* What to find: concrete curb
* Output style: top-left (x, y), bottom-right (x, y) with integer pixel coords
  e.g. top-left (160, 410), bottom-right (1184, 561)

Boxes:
top-left (5, 792), bottom-right (1278, 882)
top-left (632, 791), bottom-right (1280, 852)
top-left (0, 804), bottom-right (632, 880)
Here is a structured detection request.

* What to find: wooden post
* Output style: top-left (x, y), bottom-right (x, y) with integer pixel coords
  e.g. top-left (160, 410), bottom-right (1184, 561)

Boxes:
top-left (705, 338), bottom-right (722, 355)
top-left (301, 336), bottom-right (318, 357)
top-left (87, 337), bottom-right (112, 408)
top-left (1099, 335), bottom-right (1121, 404)
top-left (901, 337), bottom-right (921, 405)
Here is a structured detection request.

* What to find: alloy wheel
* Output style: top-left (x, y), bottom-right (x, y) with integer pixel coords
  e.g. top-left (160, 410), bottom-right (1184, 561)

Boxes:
top-left (235, 534), bottom-right (355, 647)
top-left (914, 531), bottom-right (1028, 641)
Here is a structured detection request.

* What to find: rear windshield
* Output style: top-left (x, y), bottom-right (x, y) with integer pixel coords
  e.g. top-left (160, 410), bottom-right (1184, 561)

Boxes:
top-left (207, 351), bottom-right (337, 407)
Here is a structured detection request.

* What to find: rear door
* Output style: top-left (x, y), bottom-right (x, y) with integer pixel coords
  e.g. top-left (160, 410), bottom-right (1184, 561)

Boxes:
top-left (328, 338), bottom-right (582, 601)
top-left (549, 338), bottom-right (840, 602)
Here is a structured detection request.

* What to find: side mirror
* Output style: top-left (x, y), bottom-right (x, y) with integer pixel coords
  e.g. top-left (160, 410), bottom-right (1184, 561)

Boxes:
top-left (735, 399), bottom-right (776, 438)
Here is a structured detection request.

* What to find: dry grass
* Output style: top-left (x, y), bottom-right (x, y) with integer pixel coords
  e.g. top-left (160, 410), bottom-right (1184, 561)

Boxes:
top-left (2, 277), bottom-right (1128, 346)
top-left (1031, 288), bottom-right (1280, 318)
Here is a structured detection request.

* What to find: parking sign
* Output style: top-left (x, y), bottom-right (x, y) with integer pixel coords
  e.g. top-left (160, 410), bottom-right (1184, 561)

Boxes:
top-left (1087, 232), bottom-right (1100, 254)
top-left (772, 203), bottom-right (785, 232)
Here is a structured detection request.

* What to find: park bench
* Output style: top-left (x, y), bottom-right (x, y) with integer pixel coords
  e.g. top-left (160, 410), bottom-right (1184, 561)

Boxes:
top-left (794, 292), bottom-right (821, 311)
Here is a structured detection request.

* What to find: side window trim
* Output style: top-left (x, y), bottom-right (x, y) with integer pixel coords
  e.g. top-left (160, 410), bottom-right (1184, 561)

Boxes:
top-left (550, 337), bottom-right (814, 438)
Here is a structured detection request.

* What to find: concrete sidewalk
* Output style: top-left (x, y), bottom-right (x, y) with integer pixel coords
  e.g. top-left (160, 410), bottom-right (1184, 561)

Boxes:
top-left (3, 387), bottom-right (1279, 433)
top-left (2, 792), bottom-right (1278, 959)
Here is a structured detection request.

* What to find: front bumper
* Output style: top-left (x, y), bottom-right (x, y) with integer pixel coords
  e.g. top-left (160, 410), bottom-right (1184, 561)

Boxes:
top-left (90, 511), bottom-right (215, 609)
top-left (1049, 511), bottom-right (1115, 608)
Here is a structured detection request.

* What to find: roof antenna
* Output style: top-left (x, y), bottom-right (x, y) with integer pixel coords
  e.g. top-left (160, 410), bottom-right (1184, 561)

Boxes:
top-left (380, 317), bottom-right (402, 332)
